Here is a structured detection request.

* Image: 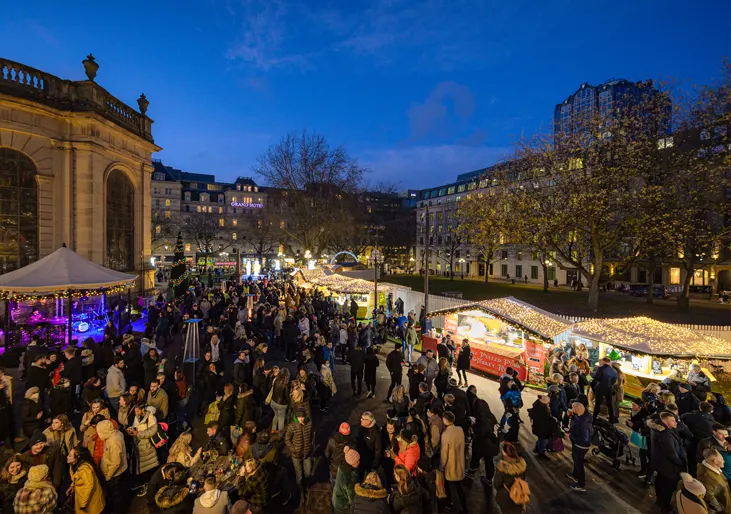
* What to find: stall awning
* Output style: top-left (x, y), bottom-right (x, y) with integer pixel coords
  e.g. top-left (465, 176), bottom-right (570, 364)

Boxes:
top-left (0, 246), bottom-right (136, 295)
top-left (572, 317), bottom-right (731, 359)
top-left (427, 297), bottom-right (573, 341)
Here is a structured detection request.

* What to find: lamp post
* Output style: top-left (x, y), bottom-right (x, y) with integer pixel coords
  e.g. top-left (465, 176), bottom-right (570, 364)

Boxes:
top-left (369, 249), bottom-right (383, 320)
top-left (459, 257), bottom-right (465, 280)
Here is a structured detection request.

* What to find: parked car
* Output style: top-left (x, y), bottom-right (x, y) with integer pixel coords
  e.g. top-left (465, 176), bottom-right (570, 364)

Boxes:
top-left (631, 285), bottom-right (669, 299)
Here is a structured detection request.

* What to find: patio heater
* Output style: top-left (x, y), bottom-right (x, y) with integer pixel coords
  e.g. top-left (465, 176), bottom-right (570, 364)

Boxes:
top-left (183, 318), bottom-right (202, 390)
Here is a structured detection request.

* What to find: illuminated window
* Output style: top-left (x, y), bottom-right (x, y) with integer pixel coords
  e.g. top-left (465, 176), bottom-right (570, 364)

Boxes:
top-left (165, 199), bottom-right (171, 207)
top-left (219, 218), bottom-right (225, 227)
top-left (200, 193), bottom-right (209, 202)
top-left (254, 186), bottom-right (258, 192)
top-left (232, 232), bottom-right (237, 240)
top-left (280, 221), bottom-right (285, 229)
top-left (196, 205), bottom-right (201, 213)
top-left (232, 219), bottom-right (238, 227)
top-left (155, 225), bottom-right (161, 234)
top-left (208, 206), bottom-right (213, 213)
top-left (231, 196), bottom-right (236, 203)
top-left (236, 184), bottom-right (241, 191)
top-left (218, 207), bottom-right (223, 214)
top-left (184, 192), bottom-right (191, 201)
top-left (669, 267), bottom-right (681, 285)
top-left (185, 243), bottom-right (191, 252)
top-left (164, 211), bottom-right (171, 219)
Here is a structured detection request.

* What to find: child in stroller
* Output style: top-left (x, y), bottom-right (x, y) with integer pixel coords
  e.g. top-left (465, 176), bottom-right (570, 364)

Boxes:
top-left (591, 417), bottom-right (635, 470)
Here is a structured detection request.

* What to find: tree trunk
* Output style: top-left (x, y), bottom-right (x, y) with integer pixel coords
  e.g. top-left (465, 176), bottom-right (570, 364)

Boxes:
top-left (646, 254), bottom-right (656, 305)
top-left (449, 256), bottom-right (455, 281)
top-left (587, 255), bottom-right (604, 313)
top-left (542, 263), bottom-right (549, 292)
top-left (678, 259), bottom-right (695, 312)
top-left (484, 261), bottom-right (490, 284)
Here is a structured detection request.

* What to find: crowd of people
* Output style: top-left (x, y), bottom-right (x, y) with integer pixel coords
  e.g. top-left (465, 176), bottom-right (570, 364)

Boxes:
top-left (0, 274), bottom-right (727, 513)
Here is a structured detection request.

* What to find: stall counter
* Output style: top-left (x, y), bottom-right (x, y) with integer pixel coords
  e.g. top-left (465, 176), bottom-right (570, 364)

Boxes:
top-left (422, 334), bottom-right (529, 381)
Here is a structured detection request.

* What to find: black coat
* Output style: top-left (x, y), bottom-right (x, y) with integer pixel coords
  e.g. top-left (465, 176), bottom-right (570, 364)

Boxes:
top-left (408, 370), bottom-right (424, 401)
top-left (282, 320), bottom-right (299, 343)
top-left (217, 395), bottom-right (236, 428)
top-left (676, 391), bottom-right (701, 416)
top-left (20, 398), bottom-right (43, 437)
top-left (650, 423), bottom-right (687, 481)
top-left (456, 345), bottom-right (472, 370)
top-left (349, 349), bottom-right (366, 374)
top-left (391, 478), bottom-right (424, 514)
top-left (528, 399), bottom-right (556, 439)
top-left (386, 349), bottom-right (403, 375)
top-left (351, 483), bottom-right (389, 514)
top-left (364, 353), bottom-right (379, 384)
top-left (436, 343), bottom-right (450, 362)
top-left (25, 364), bottom-right (49, 395)
top-left (49, 387), bottom-right (72, 418)
top-left (354, 423), bottom-right (382, 471)
top-left (61, 355), bottom-right (83, 386)
top-left (680, 411), bottom-right (715, 441)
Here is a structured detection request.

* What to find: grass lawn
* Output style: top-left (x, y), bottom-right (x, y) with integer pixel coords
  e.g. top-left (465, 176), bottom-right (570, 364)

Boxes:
top-left (384, 274), bottom-right (731, 325)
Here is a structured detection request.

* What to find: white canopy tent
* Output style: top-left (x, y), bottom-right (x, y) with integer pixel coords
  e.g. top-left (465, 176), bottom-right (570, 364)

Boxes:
top-left (0, 245), bottom-right (136, 294)
top-left (0, 245), bottom-right (136, 346)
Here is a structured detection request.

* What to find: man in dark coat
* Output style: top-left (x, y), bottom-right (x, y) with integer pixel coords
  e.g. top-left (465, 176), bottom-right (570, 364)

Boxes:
top-left (25, 354), bottom-right (49, 398)
top-left (348, 345), bottom-right (366, 398)
top-left (385, 344), bottom-right (403, 401)
top-left (682, 402), bottom-right (716, 477)
top-left (650, 412), bottom-right (687, 512)
top-left (466, 386), bottom-right (498, 483)
top-left (591, 357), bottom-right (618, 423)
top-left (353, 411), bottom-right (382, 478)
top-left (122, 340), bottom-right (143, 387)
top-left (676, 383), bottom-right (701, 416)
top-left (23, 338), bottom-right (47, 377)
top-left (446, 378), bottom-right (470, 416)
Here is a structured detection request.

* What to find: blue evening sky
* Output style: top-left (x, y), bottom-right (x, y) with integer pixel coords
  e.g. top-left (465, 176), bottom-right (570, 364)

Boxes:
top-left (1, 1), bottom-right (728, 188)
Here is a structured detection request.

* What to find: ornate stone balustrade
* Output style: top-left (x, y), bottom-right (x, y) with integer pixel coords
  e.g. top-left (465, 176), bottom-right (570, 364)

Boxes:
top-left (0, 57), bottom-right (153, 143)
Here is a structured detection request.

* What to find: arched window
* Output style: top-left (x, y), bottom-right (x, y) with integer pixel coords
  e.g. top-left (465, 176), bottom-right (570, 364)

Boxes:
top-left (0, 148), bottom-right (38, 273)
top-left (106, 170), bottom-right (135, 271)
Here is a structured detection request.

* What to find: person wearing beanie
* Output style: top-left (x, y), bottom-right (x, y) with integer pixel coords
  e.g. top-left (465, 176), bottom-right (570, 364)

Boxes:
top-left (528, 395), bottom-right (557, 460)
top-left (566, 401), bottom-right (592, 492)
top-left (20, 430), bottom-right (63, 490)
top-left (13, 464), bottom-right (57, 513)
top-left (351, 471), bottom-right (389, 514)
top-left (674, 472), bottom-right (708, 513)
top-left (333, 446), bottom-right (360, 514)
top-left (285, 407), bottom-right (314, 505)
top-left (325, 424), bottom-right (351, 487)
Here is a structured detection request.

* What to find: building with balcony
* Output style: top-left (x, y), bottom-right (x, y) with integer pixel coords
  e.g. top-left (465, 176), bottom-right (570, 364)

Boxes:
top-left (0, 55), bottom-right (160, 290)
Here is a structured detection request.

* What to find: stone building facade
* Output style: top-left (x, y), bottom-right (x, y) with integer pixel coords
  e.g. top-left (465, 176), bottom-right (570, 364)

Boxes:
top-left (0, 55), bottom-right (160, 289)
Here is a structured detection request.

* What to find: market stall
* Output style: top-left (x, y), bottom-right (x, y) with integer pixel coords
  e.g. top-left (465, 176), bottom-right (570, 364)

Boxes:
top-left (0, 245), bottom-right (136, 347)
top-left (303, 272), bottom-right (396, 318)
top-left (424, 297), bottom-right (573, 384)
top-left (570, 316), bottom-right (731, 397)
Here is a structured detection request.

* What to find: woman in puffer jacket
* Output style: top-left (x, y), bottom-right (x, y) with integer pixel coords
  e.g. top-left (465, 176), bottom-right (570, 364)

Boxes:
top-left (351, 471), bottom-right (389, 514)
top-left (388, 429), bottom-right (420, 476)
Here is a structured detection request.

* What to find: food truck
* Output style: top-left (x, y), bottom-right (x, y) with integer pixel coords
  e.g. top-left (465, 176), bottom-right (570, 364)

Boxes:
top-left (423, 297), bottom-right (573, 384)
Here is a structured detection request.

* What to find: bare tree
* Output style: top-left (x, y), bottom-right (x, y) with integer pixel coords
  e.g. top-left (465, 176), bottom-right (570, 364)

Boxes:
top-left (253, 130), bottom-right (367, 257)
top-left (183, 213), bottom-right (234, 271)
top-left (240, 210), bottom-right (281, 263)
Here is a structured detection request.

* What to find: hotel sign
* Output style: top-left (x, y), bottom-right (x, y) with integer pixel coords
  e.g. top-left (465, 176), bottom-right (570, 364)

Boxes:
top-left (231, 202), bottom-right (263, 208)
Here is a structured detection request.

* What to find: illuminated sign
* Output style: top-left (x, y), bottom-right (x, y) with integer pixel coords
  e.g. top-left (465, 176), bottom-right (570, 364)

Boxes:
top-left (230, 202), bottom-right (263, 208)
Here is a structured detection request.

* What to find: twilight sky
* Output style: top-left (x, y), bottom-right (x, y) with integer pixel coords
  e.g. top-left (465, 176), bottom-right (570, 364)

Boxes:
top-left (1, 1), bottom-right (728, 188)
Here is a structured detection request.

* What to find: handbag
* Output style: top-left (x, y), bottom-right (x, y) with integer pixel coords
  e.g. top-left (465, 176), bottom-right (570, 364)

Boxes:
top-left (629, 430), bottom-right (647, 450)
top-left (548, 435), bottom-right (565, 452)
top-left (264, 386), bottom-right (274, 406)
top-left (151, 422), bottom-right (169, 448)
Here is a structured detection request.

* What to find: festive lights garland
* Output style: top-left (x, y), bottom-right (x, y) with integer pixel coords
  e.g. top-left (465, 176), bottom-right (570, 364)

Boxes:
top-left (0, 282), bottom-right (133, 302)
top-left (573, 316), bottom-right (731, 359)
top-left (427, 297), bottom-right (572, 341)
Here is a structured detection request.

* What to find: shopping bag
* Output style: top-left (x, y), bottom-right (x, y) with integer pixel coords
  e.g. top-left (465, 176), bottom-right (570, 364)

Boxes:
top-left (629, 430), bottom-right (647, 450)
top-left (548, 435), bottom-right (565, 452)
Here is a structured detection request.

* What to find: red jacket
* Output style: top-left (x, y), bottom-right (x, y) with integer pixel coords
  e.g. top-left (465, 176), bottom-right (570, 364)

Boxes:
top-left (393, 436), bottom-right (421, 475)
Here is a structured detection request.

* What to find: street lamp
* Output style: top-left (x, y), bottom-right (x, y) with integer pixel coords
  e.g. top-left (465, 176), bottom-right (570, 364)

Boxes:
top-left (369, 249), bottom-right (384, 320)
top-left (459, 257), bottom-right (465, 280)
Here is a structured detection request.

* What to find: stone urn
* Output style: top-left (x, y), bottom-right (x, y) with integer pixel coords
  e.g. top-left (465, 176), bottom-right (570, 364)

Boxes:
top-left (82, 54), bottom-right (99, 81)
top-left (137, 93), bottom-right (149, 115)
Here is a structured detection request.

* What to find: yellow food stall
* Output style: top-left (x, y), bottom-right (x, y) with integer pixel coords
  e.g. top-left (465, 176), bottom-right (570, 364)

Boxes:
top-left (570, 316), bottom-right (731, 397)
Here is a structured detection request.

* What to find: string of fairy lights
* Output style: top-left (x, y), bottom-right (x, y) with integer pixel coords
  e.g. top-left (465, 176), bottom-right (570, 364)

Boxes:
top-left (0, 283), bottom-right (133, 302)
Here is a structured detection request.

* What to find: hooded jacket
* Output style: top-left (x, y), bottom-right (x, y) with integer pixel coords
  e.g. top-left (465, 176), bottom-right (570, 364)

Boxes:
top-left (132, 406), bottom-right (160, 474)
top-left (332, 462), bottom-right (359, 513)
top-left (71, 461), bottom-right (105, 514)
top-left (648, 419), bottom-right (687, 481)
top-left (325, 432), bottom-right (350, 478)
top-left (394, 434), bottom-right (421, 475)
top-left (155, 485), bottom-right (195, 514)
top-left (494, 457), bottom-right (528, 514)
top-left (234, 389), bottom-right (255, 427)
top-left (351, 482), bottom-right (389, 514)
top-left (193, 489), bottom-right (230, 514)
top-left (96, 420), bottom-right (127, 480)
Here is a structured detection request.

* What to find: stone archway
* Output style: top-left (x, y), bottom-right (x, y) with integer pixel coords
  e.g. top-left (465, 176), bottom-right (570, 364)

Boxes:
top-left (106, 169), bottom-right (135, 271)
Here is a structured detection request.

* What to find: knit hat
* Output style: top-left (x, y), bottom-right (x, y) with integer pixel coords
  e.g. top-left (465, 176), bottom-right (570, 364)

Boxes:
top-left (29, 430), bottom-right (46, 447)
top-left (539, 395), bottom-right (550, 405)
top-left (231, 500), bottom-right (251, 514)
top-left (680, 472), bottom-right (706, 497)
top-left (122, 333), bottom-right (134, 343)
top-left (28, 465), bottom-right (49, 483)
top-left (344, 447), bottom-right (360, 467)
top-left (417, 456), bottom-right (433, 472)
top-left (448, 378), bottom-right (458, 387)
top-left (339, 422), bottom-right (351, 436)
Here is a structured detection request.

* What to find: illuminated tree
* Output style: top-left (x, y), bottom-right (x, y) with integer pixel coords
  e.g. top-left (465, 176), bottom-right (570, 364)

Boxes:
top-left (458, 191), bottom-right (504, 283)
top-left (183, 213), bottom-right (234, 272)
top-left (170, 232), bottom-right (188, 298)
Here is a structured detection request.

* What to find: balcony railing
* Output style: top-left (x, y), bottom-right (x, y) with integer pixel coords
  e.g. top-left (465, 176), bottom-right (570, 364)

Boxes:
top-left (0, 57), bottom-right (153, 143)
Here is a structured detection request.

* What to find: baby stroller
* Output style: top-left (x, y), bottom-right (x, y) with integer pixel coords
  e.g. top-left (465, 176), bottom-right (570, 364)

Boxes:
top-left (590, 418), bottom-right (635, 470)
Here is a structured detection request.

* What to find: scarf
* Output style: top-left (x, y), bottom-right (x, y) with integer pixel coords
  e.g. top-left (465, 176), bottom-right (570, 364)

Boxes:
top-left (9, 470), bottom-right (27, 484)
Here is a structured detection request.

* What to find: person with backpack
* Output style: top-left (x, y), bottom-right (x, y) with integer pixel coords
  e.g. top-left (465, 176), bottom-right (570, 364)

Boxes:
top-left (566, 401), bottom-right (592, 492)
top-left (493, 442), bottom-right (529, 514)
